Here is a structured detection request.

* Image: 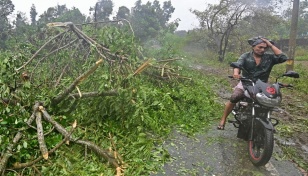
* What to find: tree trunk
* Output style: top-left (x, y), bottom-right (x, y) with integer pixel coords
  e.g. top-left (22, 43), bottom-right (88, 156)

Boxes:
top-left (286, 0), bottom-right (299, 72)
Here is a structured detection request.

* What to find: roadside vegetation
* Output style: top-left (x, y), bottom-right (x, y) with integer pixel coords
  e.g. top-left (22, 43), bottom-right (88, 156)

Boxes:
top-left (0, 0), bottom-right (308, 175)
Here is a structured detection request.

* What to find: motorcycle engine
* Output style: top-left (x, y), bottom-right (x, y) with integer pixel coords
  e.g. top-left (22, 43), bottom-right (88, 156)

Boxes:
top-left (237, 101), bottom-right (251, 121)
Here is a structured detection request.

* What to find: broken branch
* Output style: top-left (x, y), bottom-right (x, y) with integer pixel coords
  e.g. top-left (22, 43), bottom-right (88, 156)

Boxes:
top-left (36, 110), bottom-right (48, 160)
top-left (51, 59), bottom-right (103, 106)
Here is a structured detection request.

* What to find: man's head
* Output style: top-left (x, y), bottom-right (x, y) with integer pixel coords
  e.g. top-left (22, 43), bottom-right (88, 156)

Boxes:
top-left (248, 36), bottom-right (274, 56)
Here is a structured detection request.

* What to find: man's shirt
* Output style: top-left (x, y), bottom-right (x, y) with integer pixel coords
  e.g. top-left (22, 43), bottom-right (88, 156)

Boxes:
top-left (237, 51), bottom-right (288, 82)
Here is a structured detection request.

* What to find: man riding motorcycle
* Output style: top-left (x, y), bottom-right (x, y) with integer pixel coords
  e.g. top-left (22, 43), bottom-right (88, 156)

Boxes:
top-left (217, 36), bottom-right (288, 130)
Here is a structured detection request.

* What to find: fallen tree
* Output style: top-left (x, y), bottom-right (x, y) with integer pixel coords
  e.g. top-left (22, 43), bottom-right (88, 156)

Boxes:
top-left (0, 21), bottom-right (188, 175)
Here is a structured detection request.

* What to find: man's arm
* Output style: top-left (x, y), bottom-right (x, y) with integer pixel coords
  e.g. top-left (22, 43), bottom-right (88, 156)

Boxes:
top-left (261, 38), bottom-right (282, 55)
top-left (233, 68), bottom-right (241, 79)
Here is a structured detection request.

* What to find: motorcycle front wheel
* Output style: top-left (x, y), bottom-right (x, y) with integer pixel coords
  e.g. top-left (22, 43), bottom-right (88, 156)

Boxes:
top-left (248, 125), bottom-right (274, 166)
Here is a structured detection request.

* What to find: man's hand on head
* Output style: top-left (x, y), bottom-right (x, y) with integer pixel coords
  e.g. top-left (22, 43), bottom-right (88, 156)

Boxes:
top-left (261, 38), bottom-right (273, 48)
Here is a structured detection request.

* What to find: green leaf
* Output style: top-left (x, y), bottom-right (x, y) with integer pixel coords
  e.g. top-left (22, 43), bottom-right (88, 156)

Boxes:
top-left (0, 121), bottom-right (8, 125)
top-left (23, 141), bottom-right (28, 148)
top-left (5, 107), bottom-right (10, 113)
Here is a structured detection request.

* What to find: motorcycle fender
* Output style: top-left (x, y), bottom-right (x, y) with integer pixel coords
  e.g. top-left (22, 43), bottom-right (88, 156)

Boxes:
top-left (255, 118), bottom-right (274, 130)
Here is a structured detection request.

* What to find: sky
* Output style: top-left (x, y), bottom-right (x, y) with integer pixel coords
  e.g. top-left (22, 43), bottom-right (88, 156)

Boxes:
top-left (11, 0), bottom-right (219, 30)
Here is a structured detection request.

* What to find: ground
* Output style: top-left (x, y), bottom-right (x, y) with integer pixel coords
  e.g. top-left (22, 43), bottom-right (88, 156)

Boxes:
top-left (151, 61), bottom-right (307, 176)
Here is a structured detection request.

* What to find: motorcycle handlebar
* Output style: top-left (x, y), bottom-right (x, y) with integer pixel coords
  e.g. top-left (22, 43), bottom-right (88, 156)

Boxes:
top-left (278, 82), bottom-right (294, 88)
top-left (228, 77), bottom-right (294, 88)
top-left (228, 76), bottom-right (252, 82)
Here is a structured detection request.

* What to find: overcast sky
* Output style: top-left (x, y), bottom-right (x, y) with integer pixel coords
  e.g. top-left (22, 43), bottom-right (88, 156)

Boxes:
top-left (11, 0), bottom-right (219, 30)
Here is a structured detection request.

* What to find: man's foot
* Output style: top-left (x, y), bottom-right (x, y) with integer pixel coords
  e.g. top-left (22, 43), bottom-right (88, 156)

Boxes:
top-left (217, 124), bottom-right (225, 130)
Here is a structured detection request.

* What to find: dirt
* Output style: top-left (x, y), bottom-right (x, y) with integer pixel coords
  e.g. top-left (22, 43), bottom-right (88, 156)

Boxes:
top-left (151, 62), bottom-right (307, 176)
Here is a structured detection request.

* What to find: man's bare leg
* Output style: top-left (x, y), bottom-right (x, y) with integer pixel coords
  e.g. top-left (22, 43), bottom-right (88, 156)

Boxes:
top-left (218, 101), bottom-right (235, 130)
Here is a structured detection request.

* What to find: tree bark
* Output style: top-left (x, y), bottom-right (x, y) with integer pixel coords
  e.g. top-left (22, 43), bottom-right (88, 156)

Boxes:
top-left (36, 110), bottom-right (48, 160)
top-left (286, 0), bottom-right (299, 72)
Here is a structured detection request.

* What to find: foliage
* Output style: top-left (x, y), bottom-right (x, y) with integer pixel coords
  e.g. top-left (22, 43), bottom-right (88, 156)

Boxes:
top-left (191, 0), bottom-right (249, 62)
top-left (0, 0), bottom-right (14, 17)
top-left (293, 46), bottom-right (308, 61)
top-left (131, 0), bottom-right (175, 42)
top-left (144, 33), bottom-right (185, 59)
top-left (90, 0), bottom-right (114, 22)
top-left (116, 6), bottom-right (130, 20)
top-left (55, 7), bottom-right (86, 24)
top-left (30, 4), bottom-right (38, 26)
top-left (0, 0), bottom-right (14, 49)
top-left (37, 5), bottom-right (86, 26)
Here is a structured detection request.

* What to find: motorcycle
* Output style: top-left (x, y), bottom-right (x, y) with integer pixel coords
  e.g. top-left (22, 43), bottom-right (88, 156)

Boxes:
top-left (228, 62), bottom-right (299, 166)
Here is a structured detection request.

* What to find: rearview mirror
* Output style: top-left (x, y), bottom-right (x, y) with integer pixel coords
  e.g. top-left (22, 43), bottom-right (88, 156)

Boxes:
top-left (283, 71), bottom-right (299, 78)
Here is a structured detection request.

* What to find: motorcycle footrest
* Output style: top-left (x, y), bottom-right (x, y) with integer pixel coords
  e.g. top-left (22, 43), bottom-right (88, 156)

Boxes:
top-left (228, 120), bottom-right (240, 128)
top-left (228, 120), bottom-right (239, 124)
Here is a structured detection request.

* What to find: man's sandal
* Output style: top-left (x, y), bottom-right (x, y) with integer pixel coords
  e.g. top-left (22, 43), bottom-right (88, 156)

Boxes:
top-left (217, 124), bottom-right (225, 130)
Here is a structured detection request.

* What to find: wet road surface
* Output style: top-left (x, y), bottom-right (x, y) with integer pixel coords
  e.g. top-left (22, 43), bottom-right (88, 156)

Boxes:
top-left (151, 123), bottom-right (303, 176)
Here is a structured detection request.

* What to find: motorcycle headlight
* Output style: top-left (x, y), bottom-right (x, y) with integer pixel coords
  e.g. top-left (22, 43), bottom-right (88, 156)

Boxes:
top-left (256, 93), bottom-right (281, 107)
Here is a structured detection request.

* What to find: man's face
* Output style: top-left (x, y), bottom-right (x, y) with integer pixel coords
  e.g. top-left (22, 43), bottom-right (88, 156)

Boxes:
top-left (253, 42), bottom-right (268, 56)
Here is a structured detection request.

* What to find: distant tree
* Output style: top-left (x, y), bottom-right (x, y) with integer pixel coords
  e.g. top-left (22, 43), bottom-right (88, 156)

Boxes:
top-left (237, 9), bottom-right (286, 40)
top-left (38, 5), bottom-right (70, 25)
top-left (55, 5), bottom-right (68, 18)
top-left (91, 0), bottom-right (114, 22)
top-left (283, 0), bottom-right (308, 37)
top-left (192, 0), bottom-right (248, 61)
top-left (116, 6), bottom-right (130, 20)
top-left (0, 0), bottom-right (14, 17)
top-left (14, 12), bottom-right (27, 29)
top-left (30, 4), bottom-right (38, 26)
top-left (0, 0), bottom-right (15, 49)
top-left (131, 0), bottom-right (175, 41)
top-left (38, 7), bottom-right (56, 25)
top-left (10, 12), bottom-right (29, 41)
top-left (57, 7), bottom-right (86, 24)
top-left (38, 5), bottom-right (85, 25)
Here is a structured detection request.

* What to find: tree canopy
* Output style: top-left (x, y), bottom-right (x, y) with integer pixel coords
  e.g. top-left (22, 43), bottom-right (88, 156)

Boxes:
top-left (131, 0), bottom-right (175, 41)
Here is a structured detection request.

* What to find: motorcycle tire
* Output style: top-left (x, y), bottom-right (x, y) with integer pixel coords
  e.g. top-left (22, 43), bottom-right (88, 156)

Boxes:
top-left (248, 126), bottom-right (274, 166)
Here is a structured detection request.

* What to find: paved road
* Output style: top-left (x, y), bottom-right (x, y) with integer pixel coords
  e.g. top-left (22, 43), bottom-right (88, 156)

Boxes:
top-left (151, 123), bottom-right (303, 176)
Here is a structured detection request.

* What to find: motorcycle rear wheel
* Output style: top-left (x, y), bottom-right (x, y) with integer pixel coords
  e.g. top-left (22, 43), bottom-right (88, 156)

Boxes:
top-left (248, 126), bottom-right (274, 166)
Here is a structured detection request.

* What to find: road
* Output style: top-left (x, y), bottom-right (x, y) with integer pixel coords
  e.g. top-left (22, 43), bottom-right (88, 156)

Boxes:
top-left (151, 124), bottom-right (303, 176)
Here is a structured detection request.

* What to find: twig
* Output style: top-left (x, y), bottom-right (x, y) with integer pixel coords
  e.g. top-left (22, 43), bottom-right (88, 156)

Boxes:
top-left (31, 39), bottom-right (78, 81)
top-left (109, 133), bottom-right (124, 165)
top-left (32, 165), bottom-right (42, 176)
top-left (54, 64), bottom-right (69, 88)
top-left (15, 30), bottom-right (68, 72)
top-left (68, 90), bottom-right (118, 99)
top-left (51, 59), bottom-right (103, 106)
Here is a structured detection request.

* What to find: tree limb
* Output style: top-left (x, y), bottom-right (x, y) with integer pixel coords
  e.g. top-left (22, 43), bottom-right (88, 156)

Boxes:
top-left (51, 59), bottom-right (103, 106)
top-left (40, 107), bottom-right (122, 168)
top-left (36, 109), bottom-right (48, 160)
